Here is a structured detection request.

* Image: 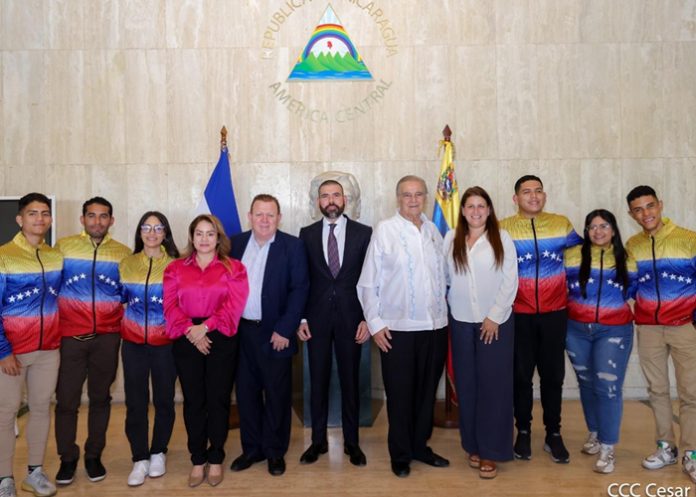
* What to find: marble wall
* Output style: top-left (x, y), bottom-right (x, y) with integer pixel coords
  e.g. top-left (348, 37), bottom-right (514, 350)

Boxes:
top-left (2, 0), bottom-right (696, 400)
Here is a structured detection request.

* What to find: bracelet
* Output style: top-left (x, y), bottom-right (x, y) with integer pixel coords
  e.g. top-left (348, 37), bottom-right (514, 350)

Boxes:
top-left (203, 323), bottom-right (209, 333)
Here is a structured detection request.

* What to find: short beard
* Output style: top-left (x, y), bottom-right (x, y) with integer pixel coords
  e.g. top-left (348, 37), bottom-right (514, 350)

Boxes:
top-left (320, 204), bottom-right (344, 220)
top-left (86, 227), bottom-right (108, 239)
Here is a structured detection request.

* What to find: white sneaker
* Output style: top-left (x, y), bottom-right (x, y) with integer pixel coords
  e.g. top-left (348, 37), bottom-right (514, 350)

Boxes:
top-left (0, 478), bottom-right (17, 497)
top-left (21, 467), bottom-right (56, 497)
top-left (683, 451), bottom-right (696, 484)
top-left (594, 444), bottom-right (615, 474)
top-left (127, 460), bottom-right (150, 487)
top-left (642, 441), bottom-right (678, 470)
top-left (582, 432), bottom-right (600, 455)
top-left (148, 453), bottom-right (166, 478)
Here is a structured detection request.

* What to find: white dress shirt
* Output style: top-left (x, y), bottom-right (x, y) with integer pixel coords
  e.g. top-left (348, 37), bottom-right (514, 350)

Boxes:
top-left (322, 214), bottom-right (347, 266)
top-left (444, 228), bottom-right (518, 324)
top-left (357, 212), bottom-right (447, 335)
top-left (241, 233), bottom-right (275, 320)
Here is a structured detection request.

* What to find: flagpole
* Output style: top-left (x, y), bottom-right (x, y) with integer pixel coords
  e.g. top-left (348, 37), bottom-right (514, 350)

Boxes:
top-left (219, 124), bottom-right (241, 430)
top-left (434, 124), bottom-right (459, 429)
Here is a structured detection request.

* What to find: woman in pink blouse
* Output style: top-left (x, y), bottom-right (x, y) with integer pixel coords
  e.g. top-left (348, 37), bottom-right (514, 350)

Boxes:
top-left (163, 214), bottom-right (248, 487)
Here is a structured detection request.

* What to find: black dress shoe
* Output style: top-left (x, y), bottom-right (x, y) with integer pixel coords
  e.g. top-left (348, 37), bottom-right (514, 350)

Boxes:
top-left (230, 453), bottom-right (265, 472)
top-left (268, 457), bottom-right (286, 476)
top-left (300, 442), bottom-right (328, 464)
top-left (344, 444), bottom-right (367, 466)
top-left (391, 461), bottom-right (410, 478)
top-left (414, 449), bottom-right (450, 468)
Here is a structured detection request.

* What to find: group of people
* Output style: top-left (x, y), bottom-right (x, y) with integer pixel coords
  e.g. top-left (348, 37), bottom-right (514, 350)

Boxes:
top-left (441, 176), bottom-right (695, 484)
top-left (0, 173), bottom-right (694, 497)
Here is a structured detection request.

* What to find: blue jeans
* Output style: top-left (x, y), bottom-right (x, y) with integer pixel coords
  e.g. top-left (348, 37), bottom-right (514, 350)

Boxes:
top-left (566, 320), bottom-right (634, 445)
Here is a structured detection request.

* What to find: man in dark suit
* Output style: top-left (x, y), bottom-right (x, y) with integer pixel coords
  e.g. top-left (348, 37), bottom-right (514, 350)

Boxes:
top-left (297, 179), bottom-right (372, 467)
top-left (229, 194), bottom-right (309, 477)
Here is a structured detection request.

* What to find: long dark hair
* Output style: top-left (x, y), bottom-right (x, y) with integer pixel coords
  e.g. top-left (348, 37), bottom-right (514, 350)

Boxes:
top-left (452, 186), bottom-right (504, 273)
top-left (133, 211), bottom-right (180, 258)
top-left (579, 209), bottom-right (628, 298)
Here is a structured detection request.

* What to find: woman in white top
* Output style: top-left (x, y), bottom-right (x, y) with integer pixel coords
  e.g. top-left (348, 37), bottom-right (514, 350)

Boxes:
top-left (444, 186), bottom-right (518, 479)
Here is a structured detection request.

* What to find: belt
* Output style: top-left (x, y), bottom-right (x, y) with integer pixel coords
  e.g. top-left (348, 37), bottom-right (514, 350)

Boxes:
top-left (72, 332), bottom-right (97, 342)
top-left (240, 317), bottom-right (262, 326)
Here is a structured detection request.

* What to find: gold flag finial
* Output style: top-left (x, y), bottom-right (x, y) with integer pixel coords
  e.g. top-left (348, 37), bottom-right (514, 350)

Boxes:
top-left (220, 126), bottom-right (228, 150)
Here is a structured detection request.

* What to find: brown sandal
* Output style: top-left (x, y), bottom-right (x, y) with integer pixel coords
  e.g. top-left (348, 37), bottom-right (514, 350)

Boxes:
top-left (468, 454), bottom-right (480, 468)
top-left (479, 459), bottom-right (497, 479)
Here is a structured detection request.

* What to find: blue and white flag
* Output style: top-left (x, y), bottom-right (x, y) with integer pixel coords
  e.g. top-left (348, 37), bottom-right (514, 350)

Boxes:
top-left (195, 146), bottom-right (242, 237)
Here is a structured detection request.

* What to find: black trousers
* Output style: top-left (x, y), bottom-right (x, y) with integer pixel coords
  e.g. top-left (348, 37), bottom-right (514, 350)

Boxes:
top-left (172, 330), bottom-right (237, 465)
top-left (55, 333), bottom-right (121, 461)
top-left (380, 328), bottom-right (447, 464)
top-left (236, 320), bottom-right (292, 459)
top-left (513, 310), bottom-right (567, 434)
top-left (121, 340), bottom-right (177, 462)
top-left (306, 313), bottom-right (363, 446)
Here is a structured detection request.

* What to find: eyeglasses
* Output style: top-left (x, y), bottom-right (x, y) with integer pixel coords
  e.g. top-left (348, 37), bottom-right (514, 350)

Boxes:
top-left (587, 223), bottom-right (611, 232)
top-left (141, 224), bottom-right (165, 234)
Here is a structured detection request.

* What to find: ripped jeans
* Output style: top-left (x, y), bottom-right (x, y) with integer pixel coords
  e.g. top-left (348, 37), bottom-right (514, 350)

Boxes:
top-left (566, 320), bottom-right (634, 445)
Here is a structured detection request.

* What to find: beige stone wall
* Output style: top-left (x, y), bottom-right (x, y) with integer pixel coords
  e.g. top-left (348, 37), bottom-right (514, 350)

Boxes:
top-left (2, 0), bottom-right (696, 400)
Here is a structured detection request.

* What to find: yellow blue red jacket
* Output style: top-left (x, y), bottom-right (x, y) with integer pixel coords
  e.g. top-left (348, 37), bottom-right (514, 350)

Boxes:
top-left (500, 211), bottom-right (582, 314)
top-left (56, 232), bottom-right (131, 336)
top-left (0, 232), bottom-right (63, 359)
top-left (625, 218), bottom-right (696, 326)
top-left (565, 245), bottom-right (636, 325)
top-left (119, 247), bottom-right (174, 346)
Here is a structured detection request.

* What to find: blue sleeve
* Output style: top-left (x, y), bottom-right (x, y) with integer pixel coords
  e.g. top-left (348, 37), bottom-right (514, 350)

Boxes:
top-left (275, 239), bottom-right (310, 339)
top-left (0, 269), bottom-right (12, 359)
top-left (565, 222), bottom-right (583, 249)
top-left (118, 275), bottom-right (128, 304)
top-left (625, 251), bottom-right (637, 301)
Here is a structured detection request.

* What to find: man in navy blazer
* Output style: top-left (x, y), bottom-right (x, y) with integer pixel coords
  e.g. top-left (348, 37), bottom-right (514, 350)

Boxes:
top-left (297, 179), bottom-right (372, 467)
top-left (229, 194), bottom-right (309, 476)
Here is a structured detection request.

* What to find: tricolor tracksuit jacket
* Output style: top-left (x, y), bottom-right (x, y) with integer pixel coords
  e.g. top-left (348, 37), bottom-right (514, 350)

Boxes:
top-left (0, 232), bottom-right (63, 359)
top-left (565, 245), bottom-right (636, 325)
top-left (625, 218), bottom-right (696, 326)
top-left (119, 247), bottom-right (174, 346)
top-left (56, 232), bottom-right (131, 336)
top-left (500, 211), bottom-right (583, 314)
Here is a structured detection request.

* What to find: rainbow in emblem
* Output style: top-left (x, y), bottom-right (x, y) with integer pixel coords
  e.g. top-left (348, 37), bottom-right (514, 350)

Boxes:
top-left (288, 5), bottom-right (372, 81)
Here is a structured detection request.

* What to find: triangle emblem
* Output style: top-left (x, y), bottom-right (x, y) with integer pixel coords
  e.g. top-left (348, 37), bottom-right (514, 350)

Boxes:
top-left (288, 5), bottom-right (373, 81)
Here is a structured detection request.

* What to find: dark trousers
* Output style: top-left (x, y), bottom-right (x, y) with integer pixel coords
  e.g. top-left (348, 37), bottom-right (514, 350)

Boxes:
top-left (513, 310), bottom-right (567, 434)
top-left (428, 327), bottom-right (448, 441)
top-left (55, 333), bottom-right (121, 461)
top-left (121, 340), bottom-right (177, 462)
top-left (380, 328), bottom-right (447, 464)
top-left (172, 330), bottom-right (237, 465)
top-left (451, 316), bottom-right (514, 461)
top-left (236, 321), bottom-right (292, 459)
top-left (307, 313), bottom-right (362, 446)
